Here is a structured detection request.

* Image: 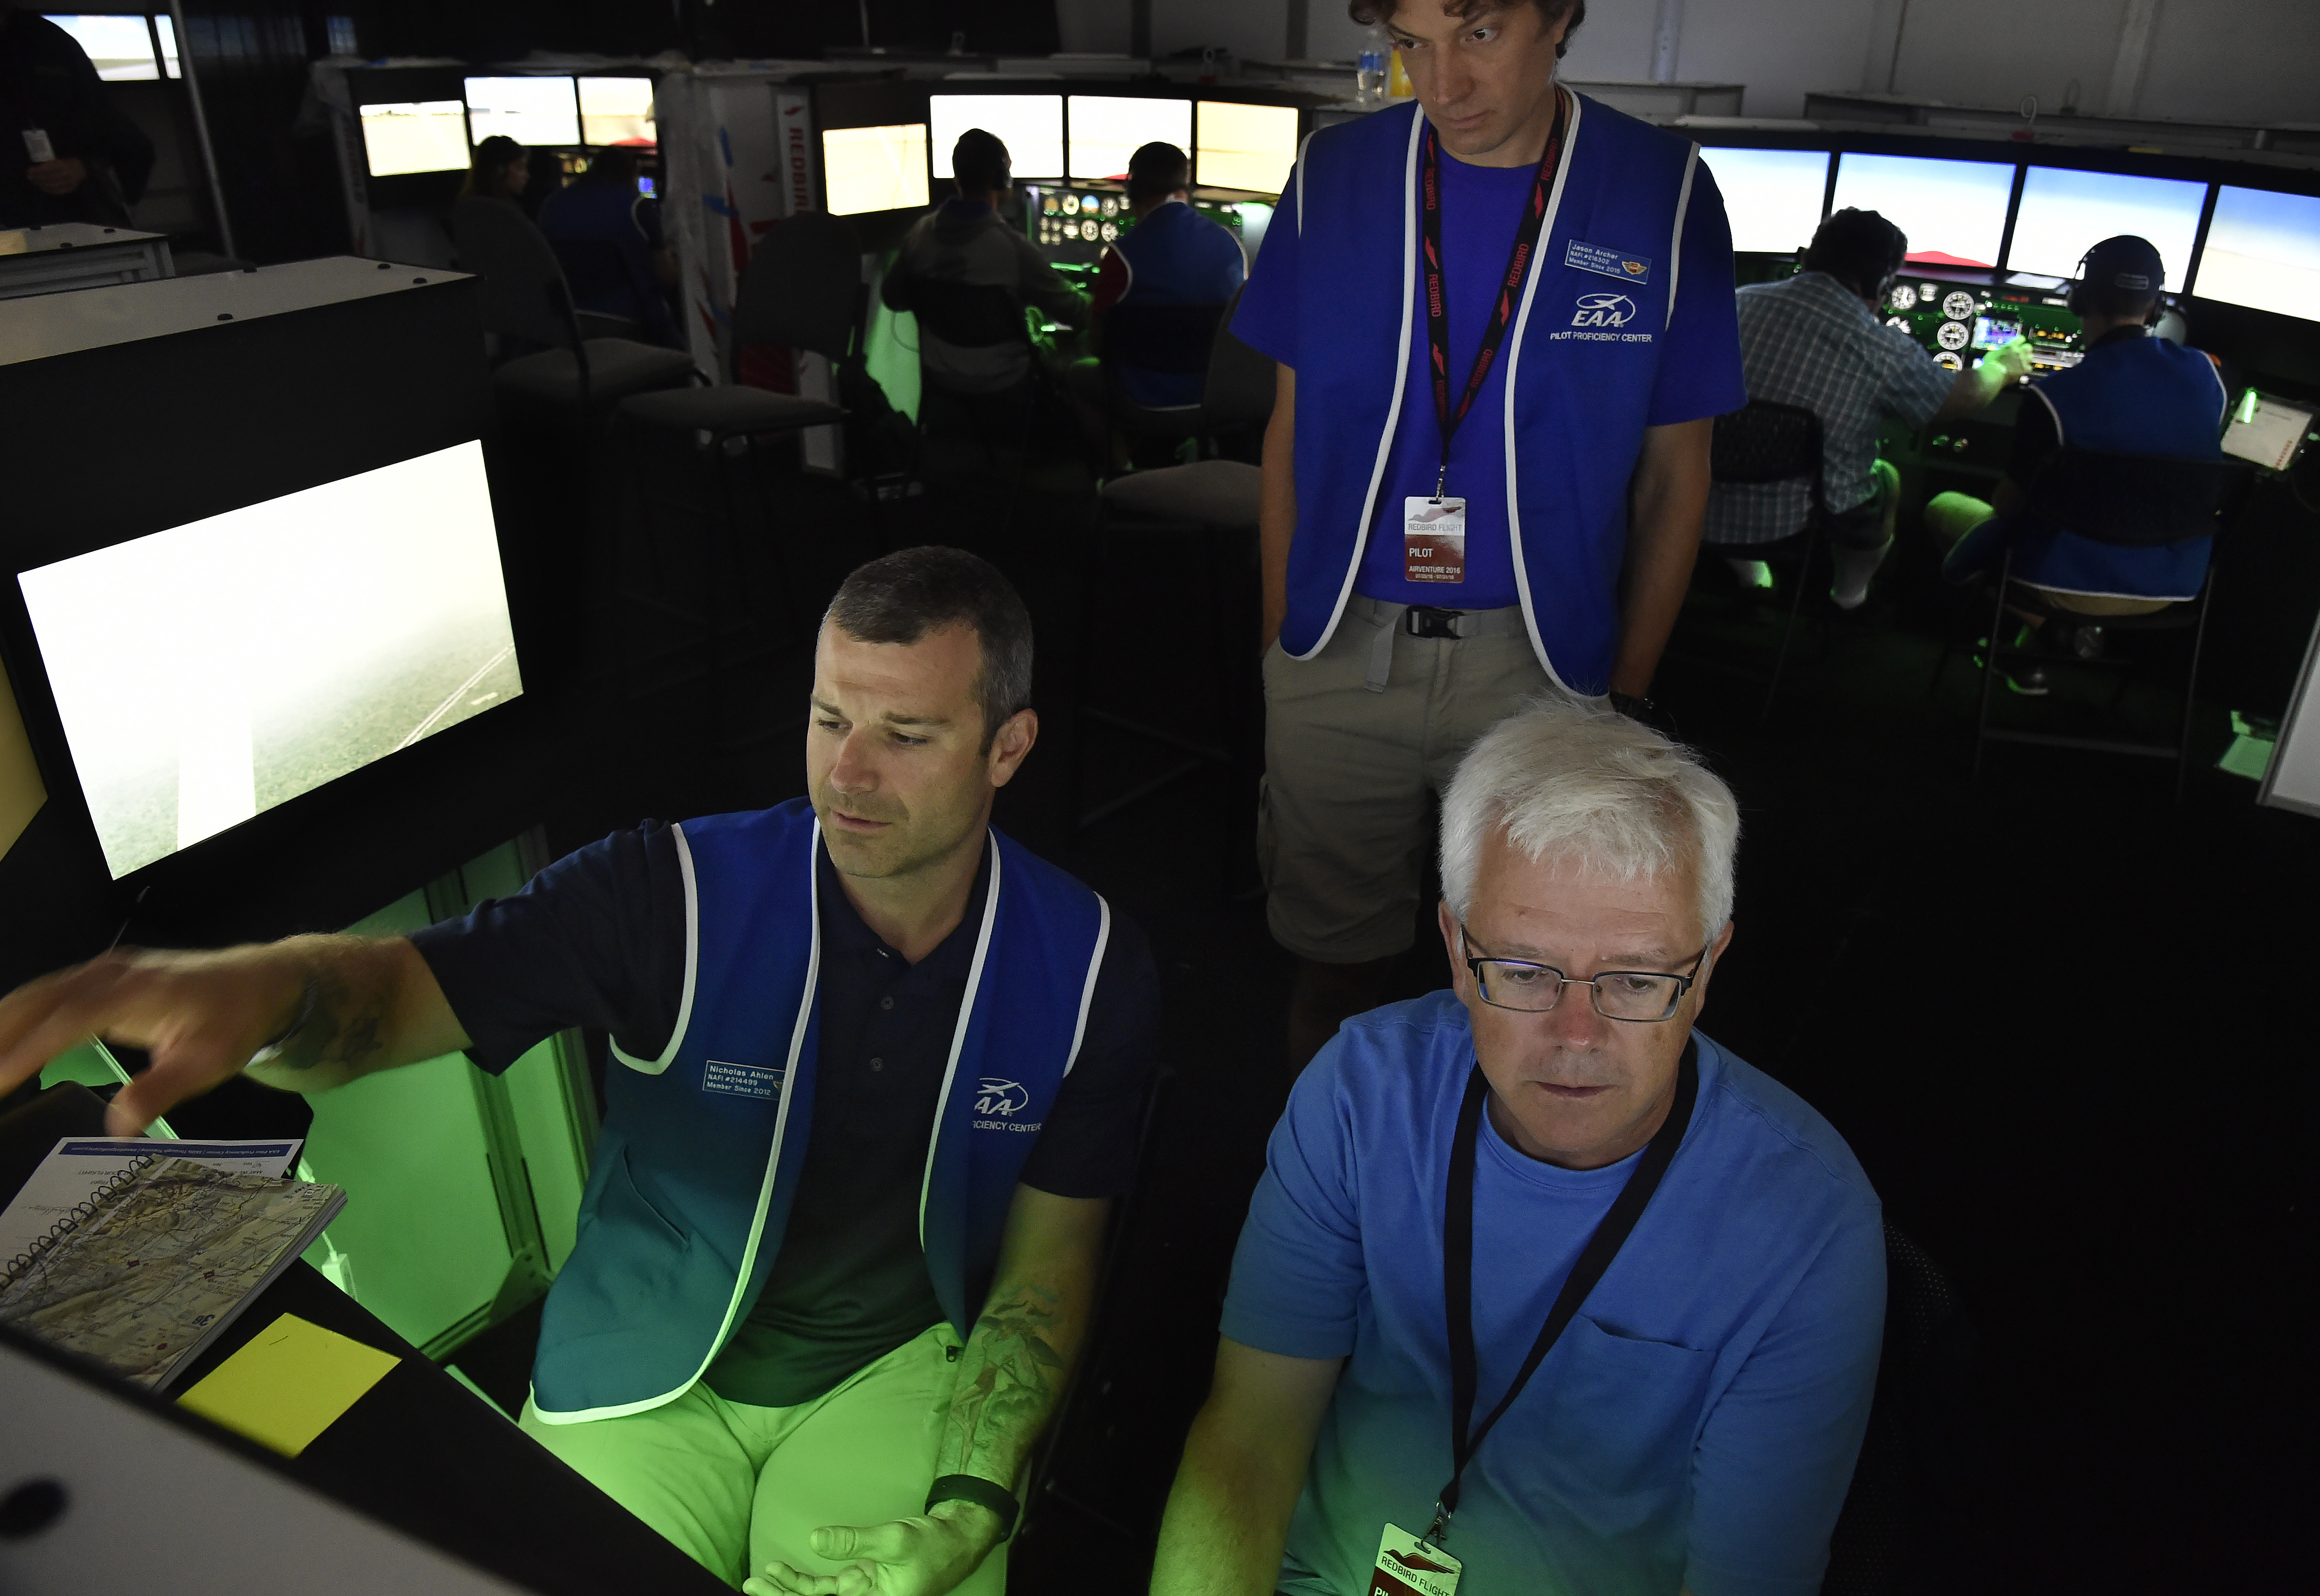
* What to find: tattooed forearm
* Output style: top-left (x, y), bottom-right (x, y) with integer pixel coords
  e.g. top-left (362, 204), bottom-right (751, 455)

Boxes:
top-left (273, 963), bottom-right (390, 1072)
top-left (240, 935), bottom-right (457, 1091)
top-left (939, 1280), bottom-right (1078, 1490)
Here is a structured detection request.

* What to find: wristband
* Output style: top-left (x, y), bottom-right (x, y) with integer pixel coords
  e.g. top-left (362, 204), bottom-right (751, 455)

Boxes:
top-left (923, 1474), bottom-right (1019, 1539)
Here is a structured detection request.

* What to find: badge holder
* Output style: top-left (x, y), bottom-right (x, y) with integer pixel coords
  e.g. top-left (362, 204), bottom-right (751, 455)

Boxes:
top-left (1368, 1523), bottom-right (1461, 1596)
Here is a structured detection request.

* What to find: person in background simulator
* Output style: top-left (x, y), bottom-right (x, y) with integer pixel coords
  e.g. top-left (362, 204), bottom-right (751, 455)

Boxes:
top-left (0, 5), bottom-right (155, 228)
top-left (1701, 208), bottom-right (2032, 609)
top-left (1151, 697), bottom-right (1884, 1596)
top-left (1231, 0), bottom-right (1747, 1069)
top-left (880, 128), bottom-right (1088, 396)
top-left (0, 547), bottom-right (1161, 1596)
top-left (539, 144), bottom-right (679, 345)
top-left (462, 134), bottom-right (530, 205)
top-left (1924, 234), bottom-right (2228, 693)
top-left (1089, 141), bottom-right (1248, 409)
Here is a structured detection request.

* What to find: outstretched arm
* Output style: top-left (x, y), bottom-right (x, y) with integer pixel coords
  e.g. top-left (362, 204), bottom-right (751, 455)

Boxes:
top-left (749, 1183), bottom-right (1109, 1596)
top-left (0, 937), bottom-right (469, 1135)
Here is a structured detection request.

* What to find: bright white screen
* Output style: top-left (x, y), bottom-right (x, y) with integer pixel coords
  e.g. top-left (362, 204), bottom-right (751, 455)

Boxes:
top-left (929, 94), bottom-right (1063, 181)
top-left (1831, 152), bottom-right (2014, 269)
top-left (464, 76), bottom-right (580, 148)
top-left (1068, 96), bottom-right (1191, 182)
top-left (578, 76), bottom-right (655, 146)
top-left (19, 442), bottom-right (524, 880)
top-left (1197, 101), bottom-right (1298, 194)
top-left (360, 101), bottom-right (470, 177)
top-left (2008, 167), bottom-right (2206, 288)
top-left (2197, 186), bottom-right (2320, 322)
top-left (42, 16), bottom-right (154, 81)
top-left (823, 124), bottom-right (931, 215)
top-left (1699, 148), bottom-right (1828, 255)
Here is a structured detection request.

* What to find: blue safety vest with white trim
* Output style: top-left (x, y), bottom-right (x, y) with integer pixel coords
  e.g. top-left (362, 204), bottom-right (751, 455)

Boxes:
top-left (2006, 333), bottom-right (2229, 602)
top-left (1272, 95), bottom-right (1714, 694)
top-left (529, 798), bottom-right (1111, 1423)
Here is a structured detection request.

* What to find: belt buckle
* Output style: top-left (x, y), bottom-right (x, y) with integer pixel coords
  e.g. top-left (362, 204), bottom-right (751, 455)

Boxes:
top-left (1404, 605), bottom-right (1465, 639)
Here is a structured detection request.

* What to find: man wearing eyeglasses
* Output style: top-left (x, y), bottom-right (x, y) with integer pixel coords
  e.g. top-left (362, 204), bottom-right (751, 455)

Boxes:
top-left (1151, 696), bottom-right (1884, 1596)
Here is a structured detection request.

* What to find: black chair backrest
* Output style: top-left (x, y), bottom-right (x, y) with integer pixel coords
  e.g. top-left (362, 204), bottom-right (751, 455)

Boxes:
top-left (1202, 284), bottom-right (1275, 431)
top-left (549, 236), bottom-right (641, 307)
top-left (907, 280), bottom-right (1028, 351)
top-left (450, 196), bottom-right (578, 354)
top-left (1710, 398), bottom-right (1822, 488)
top-left (732, 211), bottom-right (862, 366)
top-left (2018, 447), bottom-right (2240, 547)
top-left (1103, 302), bottom-right (1227, 376)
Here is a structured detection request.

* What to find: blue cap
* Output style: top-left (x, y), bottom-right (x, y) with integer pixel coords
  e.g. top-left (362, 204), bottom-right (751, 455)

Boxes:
top-left (2080, 234), bottom-right (2165, 295)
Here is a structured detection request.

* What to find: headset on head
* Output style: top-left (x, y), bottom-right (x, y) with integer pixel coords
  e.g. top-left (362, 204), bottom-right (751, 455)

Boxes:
top-left (2068, 244), bottom-right (2164, 326)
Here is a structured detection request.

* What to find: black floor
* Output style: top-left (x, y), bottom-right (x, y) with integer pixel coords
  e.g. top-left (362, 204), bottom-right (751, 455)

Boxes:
top-left (484, 425), bottom-right (2312, 1596)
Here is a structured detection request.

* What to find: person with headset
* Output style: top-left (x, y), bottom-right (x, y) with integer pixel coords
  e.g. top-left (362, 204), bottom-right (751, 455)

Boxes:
top-left (1923, 234), bottom-right (2229, 692)
top-left (1700, 208), bottom-right (2032, 608)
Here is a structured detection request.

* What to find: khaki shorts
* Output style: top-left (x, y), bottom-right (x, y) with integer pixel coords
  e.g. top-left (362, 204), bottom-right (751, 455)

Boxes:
top-left (1260, 599), bottom-right (1555, 963)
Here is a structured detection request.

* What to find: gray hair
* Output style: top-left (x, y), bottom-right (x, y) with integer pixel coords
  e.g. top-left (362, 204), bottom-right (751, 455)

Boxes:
top-left (1439, 696), bottom-right (1740, 944)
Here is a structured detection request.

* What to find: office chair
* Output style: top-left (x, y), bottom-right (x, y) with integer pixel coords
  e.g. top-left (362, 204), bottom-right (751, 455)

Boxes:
top-left (545, 235), bottom-right (658, 344)
top-left (1074, 290), bottom-right (1274, 898)
top-left (1098, 300), bottom-right (1230, 460)
top-left (1944, 448), bottom-right (2249, 800)
top-left (1687, 398), bottom-right (1832, 724)
top-left (448, 197), bottom-right (696, 419)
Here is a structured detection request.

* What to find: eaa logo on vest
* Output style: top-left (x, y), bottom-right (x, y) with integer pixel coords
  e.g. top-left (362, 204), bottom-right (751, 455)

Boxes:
top-left (974, 1077), bottom-right (1041, 1134)
top-left (1571, 292), bottom-right (1636, 328)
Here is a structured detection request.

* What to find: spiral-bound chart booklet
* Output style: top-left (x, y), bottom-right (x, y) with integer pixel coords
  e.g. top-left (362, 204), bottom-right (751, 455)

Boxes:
top-left (0, 1139), bottom-right (342, 1389)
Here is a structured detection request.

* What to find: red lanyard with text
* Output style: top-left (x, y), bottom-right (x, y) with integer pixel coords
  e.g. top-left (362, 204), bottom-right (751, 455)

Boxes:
top-left (1428, 1037), bottom-right (1698, 1547)
top-left (1417, 89), bottom-right (1569, 502)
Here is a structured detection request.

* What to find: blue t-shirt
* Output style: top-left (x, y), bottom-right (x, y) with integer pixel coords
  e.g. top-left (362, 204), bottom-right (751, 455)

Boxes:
top-left (1221, 992), bottom-right (1885, 1596)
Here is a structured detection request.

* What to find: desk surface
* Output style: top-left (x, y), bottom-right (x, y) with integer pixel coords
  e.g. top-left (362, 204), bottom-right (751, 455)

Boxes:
top-left (0, 1084), bottom-right (725, 1596)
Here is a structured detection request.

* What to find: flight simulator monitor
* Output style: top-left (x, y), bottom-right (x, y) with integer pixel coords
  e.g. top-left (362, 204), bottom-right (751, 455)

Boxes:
top-left (1830, 152), bottom-right (2013, 269)
top-left (1068, 95), bottom-right (1192, 183)
top-left (2196, 186), bottom-right (2320, 322)
top-left (577, 76), bottom-right (656, 146)
top-left (17, 441), bottom-right (523, 881)
top-left (929, 93), bottom-right (1063, 181)
top-left (1196, 101), bottom-right (1299, 194)
top-left (358, 100), bottom-right (470, 176)
top-left (2008, 167), bottom-right (2206, 288)
top-left (464, 75), bottom-right (581, 149)
top-left (823, 123), bottom-right (932, 216)
top-left (1699, 148), bottom-right (1830, 256)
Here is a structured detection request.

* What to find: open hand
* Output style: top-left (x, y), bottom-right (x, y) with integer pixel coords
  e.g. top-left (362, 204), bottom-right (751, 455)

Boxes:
top-left (743, 1502), bottom-right (1003, 1596)
top-left (1993, 337), bottom-right (2035, 381)
top-left (26, 158), bottom-right (88, 196)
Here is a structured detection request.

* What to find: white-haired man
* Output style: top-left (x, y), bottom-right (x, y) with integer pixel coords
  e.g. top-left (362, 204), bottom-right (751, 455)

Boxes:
top-left (1151, 697), bottom-right (1883, 1596)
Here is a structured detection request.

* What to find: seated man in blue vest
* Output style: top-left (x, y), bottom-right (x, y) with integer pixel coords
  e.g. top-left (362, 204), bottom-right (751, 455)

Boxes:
top-left (1090, 141), bottom-right (1248, 410)
top-left (1150, 696), bottom-right (1885, 1596)
top-left (539, 144), bottom-right (678, 345)
top-left (1925, 234), bottom-right (2229, 693)
top-left (0, 547), bottom-right (1159, 1596)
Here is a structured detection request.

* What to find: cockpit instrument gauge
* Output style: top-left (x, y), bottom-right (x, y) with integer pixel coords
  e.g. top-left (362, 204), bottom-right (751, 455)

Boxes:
top-left (1889, 283), bottom-right (1918, 313)
top-left (1936, 320), bottom-right (1971, 351)
top-left (1941, 290), bottom-right (1979, 321)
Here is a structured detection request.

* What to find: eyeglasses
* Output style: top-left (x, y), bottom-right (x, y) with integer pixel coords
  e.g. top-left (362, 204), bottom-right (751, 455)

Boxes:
top-left (1459, 928), bottom-right (1707, 1023)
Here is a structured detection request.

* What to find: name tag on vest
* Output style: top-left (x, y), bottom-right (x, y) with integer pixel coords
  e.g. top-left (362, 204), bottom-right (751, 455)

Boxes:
top-left (1564, 240), bottom-right (1653, 285)
top-left (701, 1059), bottom-right (787, 1100)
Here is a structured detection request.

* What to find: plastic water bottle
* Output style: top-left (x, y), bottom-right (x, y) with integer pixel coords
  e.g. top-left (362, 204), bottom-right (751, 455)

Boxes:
top-left (1357, 29), bottom-right (1388, 108)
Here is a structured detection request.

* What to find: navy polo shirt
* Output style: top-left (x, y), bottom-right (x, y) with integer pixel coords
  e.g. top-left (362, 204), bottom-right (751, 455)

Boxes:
top-left (414, 822), bottom-right (1160, 1407)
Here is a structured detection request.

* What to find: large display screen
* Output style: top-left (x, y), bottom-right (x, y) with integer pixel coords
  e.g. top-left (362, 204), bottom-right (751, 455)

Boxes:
top-left (1830, 152), bottom-right (2014, 269)
top-left (1068, 95), bottom-right (1193, 183)
top-left (928, 94), bottom-right (1064, 181)
top-left (358, 101), bottom-right (470, 177)
top-left (1196, 101), bottom-right (1299, 195)
top-left (463, 76), bottom-right (580, 149)
top-left (1698, 147), bottom-right (1828, 256)
top-left (578, 76), bottom-right (655, 146)
top-left (41, 15), bottom-right (156, 80)
top-left (822, 124), bottom-right (931, 216)
top-left (18, 443), bottom-right (523, 880)
top-left (2007, 167), bottom-right (2206, 288)
top-left (2196, 186), bottom-right (2320, 322)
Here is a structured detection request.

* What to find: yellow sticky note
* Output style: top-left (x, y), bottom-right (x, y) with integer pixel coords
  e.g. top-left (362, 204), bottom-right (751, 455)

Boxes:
top-left (177, 1312), bottom-right (399, 1457)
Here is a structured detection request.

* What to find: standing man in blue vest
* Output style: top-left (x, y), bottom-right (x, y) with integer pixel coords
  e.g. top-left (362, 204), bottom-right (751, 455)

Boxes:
top-left (1232, 0), bottom-right (1747, 1067)
top-left (1924, 235), bottom-right (2229, 691)
top-left (0, 548), bottom-right (1160, 1596)
top-left (1090, 141), bottom-right (1249, 409)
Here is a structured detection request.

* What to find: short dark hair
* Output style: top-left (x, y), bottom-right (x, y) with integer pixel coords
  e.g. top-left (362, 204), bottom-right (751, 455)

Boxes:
top-left (1803, 208), bottom-right (1907, 299)
top-left (952, 128), bottom-right (1012, 195)
top-left (1348, 0), bottom-right (1588, 59)
top-left (1127, 141), bottom-right (1191, 204)
top-left (474, 135), bottom-right (526, 175)
top-left (824, 546), bottom-right (1034, 748)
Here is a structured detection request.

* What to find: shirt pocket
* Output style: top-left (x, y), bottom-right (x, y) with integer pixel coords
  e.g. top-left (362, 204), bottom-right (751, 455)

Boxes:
top-left (1538, 1315), bottom-right (1714, 1530)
